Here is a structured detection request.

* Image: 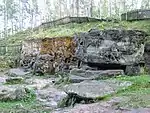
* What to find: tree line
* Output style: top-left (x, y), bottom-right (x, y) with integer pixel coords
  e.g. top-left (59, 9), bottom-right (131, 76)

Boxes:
top-left (0, 0), bottom-right (149, 38)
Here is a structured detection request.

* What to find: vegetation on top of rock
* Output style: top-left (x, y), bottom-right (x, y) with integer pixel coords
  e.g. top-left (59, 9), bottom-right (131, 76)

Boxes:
top-left (1, 20), bottom-right (150, 45)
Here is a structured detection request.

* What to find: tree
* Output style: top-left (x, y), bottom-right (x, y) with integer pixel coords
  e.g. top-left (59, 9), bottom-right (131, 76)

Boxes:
top-left (76, 0), bottom-right (79, 16)
top-left (102, 0), bottom-right (108, 18)
top-left (89, 0), bottom-right (94, 17)
top-left (141, 0), bottom-right (150, 9)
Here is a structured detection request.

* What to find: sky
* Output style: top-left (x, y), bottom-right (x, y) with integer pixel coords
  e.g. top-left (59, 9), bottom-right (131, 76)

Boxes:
top-left (0, 0), bottom-right (143, 32)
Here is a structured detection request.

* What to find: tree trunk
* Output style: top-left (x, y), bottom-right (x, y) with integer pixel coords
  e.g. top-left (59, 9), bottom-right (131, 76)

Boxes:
top-left (76, 0), bottom-right (79, 17)
top-left (90, 0), bottom-right (93, 17)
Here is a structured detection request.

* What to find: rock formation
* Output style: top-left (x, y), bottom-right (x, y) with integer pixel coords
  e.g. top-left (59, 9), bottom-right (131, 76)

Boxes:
top-left (75, 29), bottom-right (148, 75)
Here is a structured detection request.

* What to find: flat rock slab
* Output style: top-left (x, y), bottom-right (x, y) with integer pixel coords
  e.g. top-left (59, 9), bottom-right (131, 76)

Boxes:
top-left (37, 86), bottom-right (67, 109)
top-left (69, 75), bottom-right (92, 83)
top-left (63, 80), bottom-right (131, 98)
top-left (7, 68), bottom-right (30, 77)
top-left (54, 104), bottom-right (150, 113)
top-left (0, 85), bottom-right (28, 101)
top-left (54, 96), bottom-right (150, 113)
top-left (70, 68), bottom-right (124, 79)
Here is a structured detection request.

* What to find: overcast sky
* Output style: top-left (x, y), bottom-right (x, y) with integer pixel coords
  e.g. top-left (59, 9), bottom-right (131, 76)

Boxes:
top-left (0, 0), bottom-right (143, 31)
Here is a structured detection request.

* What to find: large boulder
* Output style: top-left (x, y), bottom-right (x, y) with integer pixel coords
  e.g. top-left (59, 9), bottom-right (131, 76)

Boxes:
top-left (75, 29), bottom-right (147, 69)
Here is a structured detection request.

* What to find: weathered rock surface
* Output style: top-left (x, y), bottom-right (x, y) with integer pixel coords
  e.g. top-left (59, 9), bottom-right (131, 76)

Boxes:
top-left (144, 43), bottom-right (150, 73)
top-left (0, 86), bottom-right (29, 101)
top-left (7, 68), bottom-right (30, 77)
top-left (25, 77), bottom-right (53, 90)
top-left (54, 103), bottom-right (150, 113)
top-left (24, 77), bottom-right (67, 109)
top-left (63, 80), bottom-right (132, 98)
top-left (37, 87), bottom-right (67, 109)
top-left (69, 75), bottom-right (92, 83)
top-left (54, 96), bottom-right (150, 113)
top-left (75, 29), bottom-right (147, 74)
top-left (70, 68), bottom-right (124, 79)
top-left (53, 97), bottom-right (128, 113)
top-left (33, 54), bottom-right (55, 74)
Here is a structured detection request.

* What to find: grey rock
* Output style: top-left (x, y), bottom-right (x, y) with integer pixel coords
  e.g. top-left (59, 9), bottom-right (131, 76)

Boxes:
top-left (7, 68), bottom-right (30, 77)
top-left (125, 65), bottom-right (141, 75)
top-left (33, 54), bottom-right (55, 74)
top-left (69, 75), bottom-right (91, 83)
top-left (37, 87), bottom-right (67, 109)
top-left (63, 80), bottom-right (132, 98)
top-left (144, 43), bottom-right (150, 73)
top-left (70, 68), bottom-right (124, 79)
top-left (75, 29), bottom-right (147, 72)
top-left (0, 86), bottom-right (29, 101)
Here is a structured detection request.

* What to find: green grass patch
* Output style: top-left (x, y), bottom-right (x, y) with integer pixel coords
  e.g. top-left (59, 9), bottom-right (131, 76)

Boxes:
top-left (0, 88), bottom-right (38, 112)
top-left (1, 20), bottom-right (150, 46)
top-left (115, 75), bottom-right (150, 94)
top-left (111, 75), bottom-right (150, 108)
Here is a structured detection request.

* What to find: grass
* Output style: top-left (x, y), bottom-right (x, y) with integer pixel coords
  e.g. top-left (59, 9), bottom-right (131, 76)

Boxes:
top-left (111, 75), bottom-right (150, 108)
top-left (93, 75), bottom-right (150, 108)
top-left (115, 75), bottom-right (150, 94)
top-left (0, 88), bottom-right (51, 112)
top-left (1, 20), bottom-right (150, 45)
top-left (0, 88), bottom-right (40, 112)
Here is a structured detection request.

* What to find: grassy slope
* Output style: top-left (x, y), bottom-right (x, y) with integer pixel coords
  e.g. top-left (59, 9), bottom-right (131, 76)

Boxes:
top-left (3, 20), bottom-right (150, 45)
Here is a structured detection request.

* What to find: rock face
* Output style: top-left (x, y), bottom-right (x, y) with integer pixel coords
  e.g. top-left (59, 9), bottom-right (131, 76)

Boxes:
top-left (21, 37), bottom-right (75, 74)
top-left (75, 29), bottom-right (147, 74)
top-left (33, 54), bottom-right (55, 74)
top-left (144, 43), bottom-right (150, 73)
top-left (75, 29), bottom-right (147, 65)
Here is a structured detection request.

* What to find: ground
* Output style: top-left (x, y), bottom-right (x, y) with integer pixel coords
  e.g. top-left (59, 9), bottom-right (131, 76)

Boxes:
top-left (0, 68), bottom-right (150, 113)
top-left (0, 20), bottom-right (150, 112)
